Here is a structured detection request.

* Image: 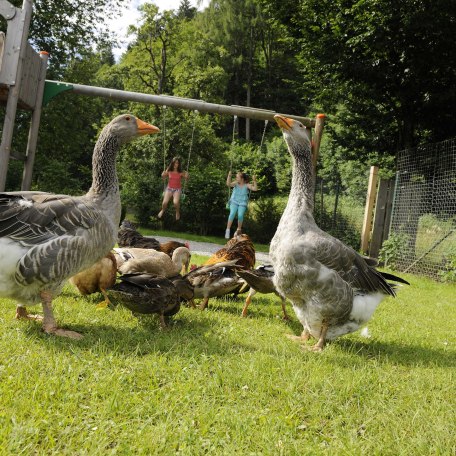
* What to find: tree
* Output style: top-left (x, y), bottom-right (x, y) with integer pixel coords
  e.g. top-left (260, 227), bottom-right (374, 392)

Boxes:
top-left (3, 0), bottom-right (124, 76)
top-left (125, 4), bottom-right (186, 95)
top-left (262, 0), bottom-right (456, 151)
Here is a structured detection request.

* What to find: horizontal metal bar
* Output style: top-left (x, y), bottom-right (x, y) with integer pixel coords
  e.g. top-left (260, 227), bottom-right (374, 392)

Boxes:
top-left (45, 80), bottom-right (316, 127)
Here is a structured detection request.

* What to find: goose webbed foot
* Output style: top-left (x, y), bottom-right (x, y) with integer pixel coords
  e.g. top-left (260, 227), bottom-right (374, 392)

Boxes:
top-left (40, 291), bottom-right (83, 339)
top-left (15, 306), bottom-right (43, 321)
top-left (286, 329), bottom-right (311, 343)
top-left (44, 326), bottom-right (84, 340)
top-left (300, 324), bottom-right (328, 352)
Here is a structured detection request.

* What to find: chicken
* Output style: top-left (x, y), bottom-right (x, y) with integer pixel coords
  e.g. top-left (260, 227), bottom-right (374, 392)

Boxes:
top-left (118, 219), bottom-right (189, 257)
top-left (204, 233), bottom-right (255, 270)
top-left (69, 252), bottom-right (117, 308)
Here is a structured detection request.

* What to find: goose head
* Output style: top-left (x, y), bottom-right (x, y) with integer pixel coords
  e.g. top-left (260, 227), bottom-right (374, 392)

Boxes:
top-left (274, 115), bottom-right (311, 158)
top-left (107, 114), bottom-right (160, 144)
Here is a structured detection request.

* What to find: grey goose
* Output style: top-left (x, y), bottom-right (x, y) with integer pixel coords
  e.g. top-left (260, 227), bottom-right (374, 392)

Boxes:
top-left (0, 114), bottom-right (159, 339)
top-left (270, 114), bottom-right (409, 351)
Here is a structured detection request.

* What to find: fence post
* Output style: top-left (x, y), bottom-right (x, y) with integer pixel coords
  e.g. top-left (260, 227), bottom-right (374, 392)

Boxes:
top-left (360, 166), bottom-right (379, 254)
top-left (369, 178), bottom-right (393, 258)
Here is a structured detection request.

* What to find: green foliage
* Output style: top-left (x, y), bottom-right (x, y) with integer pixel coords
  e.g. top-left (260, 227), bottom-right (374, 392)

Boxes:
top-left (243, 197), bottom-right (284, 243)
top-left (379, 233), bottom-right (411, 269)
top-left (439, 248), bottom-right (456, 283)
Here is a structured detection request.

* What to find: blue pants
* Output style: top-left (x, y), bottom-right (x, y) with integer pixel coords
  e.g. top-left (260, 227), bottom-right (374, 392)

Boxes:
top-left (228, 202), bottom-right (247, 223)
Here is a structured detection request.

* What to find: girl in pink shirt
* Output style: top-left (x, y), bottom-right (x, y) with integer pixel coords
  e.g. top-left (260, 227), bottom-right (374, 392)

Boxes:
top-left (158, 157), bottom-right (189, 221)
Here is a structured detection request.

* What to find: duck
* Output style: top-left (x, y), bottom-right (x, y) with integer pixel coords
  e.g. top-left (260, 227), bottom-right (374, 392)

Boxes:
top-left (270, 114), bottom-right (409, 351)
top-left (69, 252), bottom-right (117, 308)
top-left (236, 265), bottom-right (289, 320)
top-left (114, 246), bottom-right (191, 277)
top-left (118, 219), bottom-right (190, 256)
top-left (184, 260), bottom-right (244, 310)
top-left (107, 273), bottom-right (180, 327)
top-left (0, 114), bottom-right (159, 339)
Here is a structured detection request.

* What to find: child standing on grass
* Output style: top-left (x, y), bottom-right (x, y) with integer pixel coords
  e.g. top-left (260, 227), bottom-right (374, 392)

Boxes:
top-left (225, 171), bottom-right (258, 239)
top-left (158, 157), bottom-right (189, 221)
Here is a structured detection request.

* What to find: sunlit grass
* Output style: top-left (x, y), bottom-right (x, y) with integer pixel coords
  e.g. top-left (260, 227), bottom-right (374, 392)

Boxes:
top-left (0, 263), bottom-right (455, 454)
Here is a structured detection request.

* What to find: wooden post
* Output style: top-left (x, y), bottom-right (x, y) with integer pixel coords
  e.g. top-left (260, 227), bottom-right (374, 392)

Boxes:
top-left (360, 166), bottom-right (379, 254)
top-left (0, 0), bottom-right (33, 191)
top-left (369, 178), bottom-right (390, 258)
top-left (21, 51), bottom-right (49, 190)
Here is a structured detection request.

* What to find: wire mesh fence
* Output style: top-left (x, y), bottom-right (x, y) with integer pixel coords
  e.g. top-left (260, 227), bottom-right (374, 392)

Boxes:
top-left (388, 138), bottom-right (456, 279)
top-left (314, 170), bottom-right (370, 250)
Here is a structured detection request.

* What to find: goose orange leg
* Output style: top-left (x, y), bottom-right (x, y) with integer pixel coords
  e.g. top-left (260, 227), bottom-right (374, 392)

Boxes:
top-left (278, 295), bottom-right (290, 320)
top-left (308, 323), bottom-right (328, 352)
top-left (40, 291), bottom-right (83, 339)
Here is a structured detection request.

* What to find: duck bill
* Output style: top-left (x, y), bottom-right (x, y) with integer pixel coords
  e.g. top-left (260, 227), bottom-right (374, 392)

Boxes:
top-left (274, 114), bottom-right (294, 131)
top-left (137, 118), bottom-right (160, 135)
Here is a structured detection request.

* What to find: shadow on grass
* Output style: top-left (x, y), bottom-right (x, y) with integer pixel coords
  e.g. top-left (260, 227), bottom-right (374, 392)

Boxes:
top-left (333, 338), bottom-right (456, 368)
top-left (18, 309), bottom-right (265, 358)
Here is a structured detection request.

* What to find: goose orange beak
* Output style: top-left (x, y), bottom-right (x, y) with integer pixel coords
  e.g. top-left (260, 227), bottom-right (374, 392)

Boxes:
top-left (136, 118), bottom-right (160, 135)
top-left (274, 114), bottom-right (294, 131)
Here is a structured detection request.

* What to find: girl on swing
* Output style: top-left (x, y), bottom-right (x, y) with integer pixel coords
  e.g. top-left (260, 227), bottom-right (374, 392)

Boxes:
top-left (158, 156), bottom-right (189, 221)
top-left (225, 171), bottom-right (258, 239)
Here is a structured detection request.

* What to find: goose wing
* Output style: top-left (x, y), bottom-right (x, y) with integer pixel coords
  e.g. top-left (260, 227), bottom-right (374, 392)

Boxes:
top-left (0, 192), bottom-right (100, 245)
top-left (312, 233), bottom-right (396, 296)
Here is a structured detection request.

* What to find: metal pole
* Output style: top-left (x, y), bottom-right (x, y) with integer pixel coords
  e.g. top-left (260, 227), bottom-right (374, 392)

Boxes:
top-left (47, 80), bottom-right (316, 127)
top-left (21, 51), bottom-right (49, 190)
top-left (0, 0), bottom-right (33, 191)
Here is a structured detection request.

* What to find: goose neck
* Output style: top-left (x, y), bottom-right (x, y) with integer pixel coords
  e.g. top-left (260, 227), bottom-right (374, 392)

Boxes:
top-left (89, 131), bottom-right (120, 195)
top-left (288, 153), bottom-right (315, 214)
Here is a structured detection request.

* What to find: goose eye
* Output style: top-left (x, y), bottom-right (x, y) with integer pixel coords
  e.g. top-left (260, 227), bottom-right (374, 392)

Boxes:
top-left (125, 116), bottom-right (131, 121)
top-left (299, 123), bottom-right (304, 128)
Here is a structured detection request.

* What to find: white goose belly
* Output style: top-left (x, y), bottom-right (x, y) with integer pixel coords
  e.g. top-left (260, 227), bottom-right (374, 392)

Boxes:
top-left (293, 291), bottom-right (385, 340)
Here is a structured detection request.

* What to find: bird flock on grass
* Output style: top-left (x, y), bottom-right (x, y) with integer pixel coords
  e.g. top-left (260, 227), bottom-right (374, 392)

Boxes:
top-left (0, 113), bottom-right (408, 350)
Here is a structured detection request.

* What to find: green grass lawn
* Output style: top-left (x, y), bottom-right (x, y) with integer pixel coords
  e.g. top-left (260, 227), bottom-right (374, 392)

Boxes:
top-left (1, 263), bottom-right (455, 455)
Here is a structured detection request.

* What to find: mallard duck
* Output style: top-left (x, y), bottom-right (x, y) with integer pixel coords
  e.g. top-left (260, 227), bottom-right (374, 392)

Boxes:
top-left (271, 114), bottom-right (409, 351)
top-left (168, 274), bottom-right (194, 303)
top-left (184, 260), bottom-right (243, 310)
top-left (114, 246), bottom-right (191, 276)
top-left (107, 273), bottom-right (180, 327)
top-left (0, 114), bottom-right (159, 339)
top-left (236, 265), bottom-right (289, 319)
top-left (69, 252), bottom-right (117, 308)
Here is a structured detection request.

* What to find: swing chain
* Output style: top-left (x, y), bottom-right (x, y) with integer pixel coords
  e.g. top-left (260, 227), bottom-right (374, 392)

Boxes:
top-left (182, 109), bottom-right (198, 197)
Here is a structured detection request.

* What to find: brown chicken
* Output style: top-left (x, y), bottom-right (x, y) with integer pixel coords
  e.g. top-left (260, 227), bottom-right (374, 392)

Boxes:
top-left (204, 233), bottom-right (255, 270)
top-left (69, 252), bottom-right (117, 307)
top-left (118, 220), bottom-right (189, 257)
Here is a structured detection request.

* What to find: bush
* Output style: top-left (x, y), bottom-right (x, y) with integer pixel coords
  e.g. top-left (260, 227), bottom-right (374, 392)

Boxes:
top-left (439, 250), bottom-right (456, 283)
top-left (379, 233), bottom-right (411, 269)
top-left (243, 197), bottom-right (283, 244)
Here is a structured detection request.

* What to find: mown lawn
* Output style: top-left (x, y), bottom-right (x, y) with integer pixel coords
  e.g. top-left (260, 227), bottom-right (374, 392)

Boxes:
top-left (0, 261), bottom-right (455, 455)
